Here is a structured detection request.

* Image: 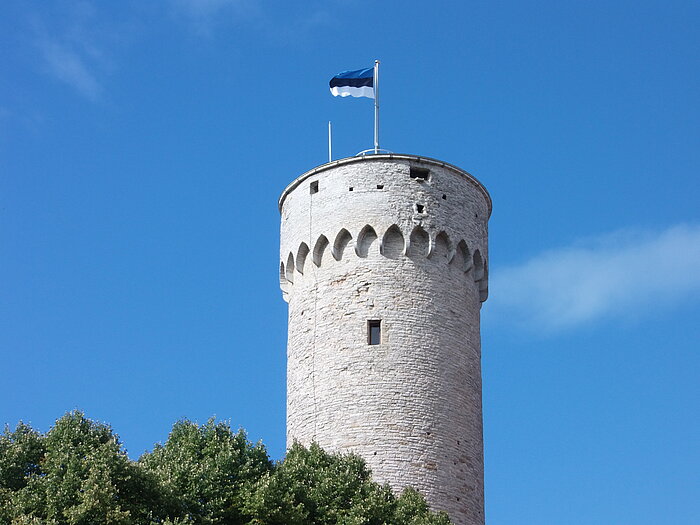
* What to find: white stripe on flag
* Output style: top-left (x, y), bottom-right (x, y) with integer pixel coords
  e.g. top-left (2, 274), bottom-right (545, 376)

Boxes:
top-left (330, 85), bottom-right (375, 99)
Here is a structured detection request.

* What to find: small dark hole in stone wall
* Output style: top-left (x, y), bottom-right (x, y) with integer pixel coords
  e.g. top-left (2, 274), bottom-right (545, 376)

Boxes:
top-left (310, 181), bottom-right (319, 194)
top-left (442, 194), bottom-right (447, 200)
top-left (373, 451), bottom-right (377, 455)
top-left (416, 204), bottom-right (425, 213)
top-left (410, 167), bottom-right (430, 180)
top-left (457, 497), bottom-right (461, 502)
top-left (427, 431), bottom-right (431, 436)
top-left (376, 184), bottom-right (384, 189)
top-left (474, 212), bottom-right (478, 218)
top-left (349, 187), bottom-right (353, 191)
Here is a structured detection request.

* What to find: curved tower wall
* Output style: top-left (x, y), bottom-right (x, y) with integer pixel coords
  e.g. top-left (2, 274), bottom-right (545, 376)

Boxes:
top-left (279, 155), bottom-right (490, 525)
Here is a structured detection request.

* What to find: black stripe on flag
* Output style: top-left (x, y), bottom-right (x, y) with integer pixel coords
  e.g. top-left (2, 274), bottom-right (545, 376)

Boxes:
top-left (329, 77), bottom-right (373, 89)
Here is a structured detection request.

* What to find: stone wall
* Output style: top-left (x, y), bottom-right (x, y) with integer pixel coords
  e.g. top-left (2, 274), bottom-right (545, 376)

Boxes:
top-left (279, 155), bottom-right (490, 525)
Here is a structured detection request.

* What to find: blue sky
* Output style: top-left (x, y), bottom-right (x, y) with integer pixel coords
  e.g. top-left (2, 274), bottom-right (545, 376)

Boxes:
top-left (1, 1), bottom-right (699, 523)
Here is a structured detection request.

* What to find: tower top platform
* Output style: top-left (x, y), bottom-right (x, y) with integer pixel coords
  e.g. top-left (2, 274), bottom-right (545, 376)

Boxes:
top-left (278, 153), bottom-right (492, 217)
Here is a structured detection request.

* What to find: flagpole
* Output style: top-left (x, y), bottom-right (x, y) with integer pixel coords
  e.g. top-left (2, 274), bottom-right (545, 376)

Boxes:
top-left (374, 59), bottom-right (380, 154)
top-left (328, 121), bottom-right (332, 162)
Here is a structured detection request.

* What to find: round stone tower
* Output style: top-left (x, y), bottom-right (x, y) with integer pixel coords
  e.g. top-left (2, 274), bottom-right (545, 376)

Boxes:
top-left (278, 154), bottom-right (490, 525)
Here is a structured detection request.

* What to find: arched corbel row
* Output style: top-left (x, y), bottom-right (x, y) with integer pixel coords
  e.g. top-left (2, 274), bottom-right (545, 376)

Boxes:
top-left (281, 226), bottom-right (488, 301)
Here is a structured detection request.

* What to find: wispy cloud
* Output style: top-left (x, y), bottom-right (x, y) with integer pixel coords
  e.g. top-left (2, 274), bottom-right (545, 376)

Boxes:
top-left (169, 0), bottom-right (334, 39)
top-left (486, 224), bottom-right (700, 332)
top-left (30, 2), bottom-right (110, 101)
top-left (171, 0), bottom-right (260, 34)
top-left (37, 37), bottom-right (101, 100)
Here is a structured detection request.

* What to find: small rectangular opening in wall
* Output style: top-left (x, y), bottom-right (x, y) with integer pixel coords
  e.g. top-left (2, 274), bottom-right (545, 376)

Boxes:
top-left (349, 187), bottom-right (354, 191)
top-left (376, 184), bottom-right (384, 190)
top-left (416, 204), bottom-right (425, 213)
top-left (410, 167), bottom-right (430, 180)
top-left (368, 320), bottom-right (381, 345)
top-left (310, 181), bottom-right (319, 194)
top-left (442, 194), bottom-right (447, 200)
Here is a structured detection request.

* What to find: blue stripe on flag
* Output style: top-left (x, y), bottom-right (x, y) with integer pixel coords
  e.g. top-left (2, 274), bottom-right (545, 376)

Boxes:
top-left (333, 67), bottom-right (373, 80)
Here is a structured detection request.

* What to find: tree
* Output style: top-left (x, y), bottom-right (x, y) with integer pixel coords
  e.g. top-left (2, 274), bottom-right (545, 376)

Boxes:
top-left (0, 422), bottom-right (46, 523)
top-left (243, 442), bottom-right (452, 525)
top-left (1, 411), bottom-right (162, 525)
top-left (139, 418), bottom-right (272, 524)
top-left (1, 413), bottom-right (452, 524)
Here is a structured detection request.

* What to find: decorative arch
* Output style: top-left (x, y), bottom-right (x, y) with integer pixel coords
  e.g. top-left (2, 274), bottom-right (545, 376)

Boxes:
top-left (430, 231), bottom-right (452, 260)
top-left (381, 225), bottom-right (404, 259)
top-left (285, 252), bottom-right (295, 283)
top-left (451, 240), bottom-right (472, 272)
top-left (312, 235), bottom-right (329, 267)
top-left (478, 260), bottom-right (488, 302)
top-left (355, 225), bottom-right (378, 258)
top-left (280, 261), bottom-right (290, 301)
top-left (473, 249), bottom-right (484, 281)
top-left (332, 229), bottom-right (353, 261)
top-left (407, 226), bottom-right (429, 257)
top-left (296, 242), bottom-right (310, 274)
top-left (279, 261), bottom-right (287, 287)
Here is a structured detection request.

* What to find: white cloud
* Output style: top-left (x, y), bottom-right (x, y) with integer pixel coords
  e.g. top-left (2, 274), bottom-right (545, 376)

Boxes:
top-left (30, 3), bottom-right (109, 101)
top-left (486, 224), bottom-right (700, 332)
top-left (37, 38), bottom-right (101, 100)
top-left (171, 0), bottom-right (259, 34)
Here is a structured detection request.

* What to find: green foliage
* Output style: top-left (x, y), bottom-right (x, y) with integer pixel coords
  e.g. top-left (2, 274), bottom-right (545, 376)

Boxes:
top-left (1, 411), bottom-right (161, 525)
top-left (1, 413), bottom-right (453, 525)
top-left (243, 442), bottom-right (452, 525)
top-left (139, 418), bottom-right (272, 524)
top-left (0, 422), bottom-right (45, 492)
top-left (393, 488), bottom-right (452, 525)
top-left (243, 442), bottom-right (394, 525)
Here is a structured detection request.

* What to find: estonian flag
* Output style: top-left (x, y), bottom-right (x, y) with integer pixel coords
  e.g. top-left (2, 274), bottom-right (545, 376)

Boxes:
top-left (329, 67), bottom-right (374, 99)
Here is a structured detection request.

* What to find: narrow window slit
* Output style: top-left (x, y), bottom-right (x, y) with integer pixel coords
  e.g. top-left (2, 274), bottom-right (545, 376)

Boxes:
top-left (368, 320), bottom-right (381, 345)
top-left (310, 181), bottom-right (319, 194)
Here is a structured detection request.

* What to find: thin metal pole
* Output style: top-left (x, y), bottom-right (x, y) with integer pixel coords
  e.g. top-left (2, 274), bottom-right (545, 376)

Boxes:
top-left (374, 59), bottom-right (380, 154)
top-left (328, 121), bottom-right (332, 162)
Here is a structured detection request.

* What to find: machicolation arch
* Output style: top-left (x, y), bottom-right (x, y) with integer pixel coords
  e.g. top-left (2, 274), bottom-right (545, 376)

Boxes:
top-left (281, 224), bottom-right (488, 301)
top-left (356, 225), bottom-right (378, 258)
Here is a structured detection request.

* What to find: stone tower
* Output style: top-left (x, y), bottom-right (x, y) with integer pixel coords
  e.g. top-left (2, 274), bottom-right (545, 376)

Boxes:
top-left (278, 154), bottom-right (490, 525)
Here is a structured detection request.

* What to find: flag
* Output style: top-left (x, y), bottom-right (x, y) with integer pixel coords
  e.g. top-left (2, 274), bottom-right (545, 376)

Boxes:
top-left (329, 67), bottom-right (374, 98)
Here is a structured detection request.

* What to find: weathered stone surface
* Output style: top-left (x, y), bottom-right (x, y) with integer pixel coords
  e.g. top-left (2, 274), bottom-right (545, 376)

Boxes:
top-left (279, 155), bottom-right (490, 525)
